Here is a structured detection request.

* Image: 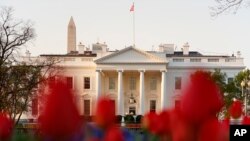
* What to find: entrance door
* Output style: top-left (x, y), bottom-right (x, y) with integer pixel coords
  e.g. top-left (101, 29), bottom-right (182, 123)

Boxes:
top-left (129, 106), bottom-right (136, 115)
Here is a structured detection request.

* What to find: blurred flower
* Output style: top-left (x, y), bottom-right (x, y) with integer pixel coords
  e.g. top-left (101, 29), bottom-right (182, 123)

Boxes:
top-left (104, 126), bottom-right (124, 141)
top-left (142, 112), bottom-right (158, 134)
top-left (39, 79), bottom-right (82, 139)
top-left (0, 112), bottom-right (13, 141)
top-left (94, 97), bottom-right (115, 129)
top-left (198, 118), bottom-right (229, 141)
top-left (158, 110), bottom-right (171, 135)
top-left (169, 109), bottom-right (195, 141)
top-left (229, 100), bottom-right (242, 119)
top-left (242, 116), bottom-right (250, 125)
top-left (181, 70), bottom-right (223, 124)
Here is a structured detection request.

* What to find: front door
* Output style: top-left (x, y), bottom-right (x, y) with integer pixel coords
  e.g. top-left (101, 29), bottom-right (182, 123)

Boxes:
top-left (129, 106), bottom-right (136, 115)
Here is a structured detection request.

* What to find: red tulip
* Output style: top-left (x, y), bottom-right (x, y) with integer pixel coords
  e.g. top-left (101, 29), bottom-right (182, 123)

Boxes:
top-left (39, 79), bottom-right (81, 138)
top-left (198, 119), bottom-right (229, 141)
top-left (229, 100), bottom-right (243, 119)
top-left (94, 97), bottom-right (115, 129)
top-left (104, 126), bottom-right (124, 141)
top-left (169, 109), bottom-right (195, 141)
top-left (242, 116), bottom-right (250, 125)
top-left (142, 112), bottom-right (159, 134)
top-left (181, 70), bottom-right (223, 124)
top-left (157, 110), bottom-right (171, 135)
top-left (0, 113), bottom-right (13, 141)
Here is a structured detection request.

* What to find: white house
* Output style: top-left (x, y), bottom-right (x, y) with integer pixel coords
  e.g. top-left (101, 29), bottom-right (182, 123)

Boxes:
top-left (24, 17), bottom-right (245, 118)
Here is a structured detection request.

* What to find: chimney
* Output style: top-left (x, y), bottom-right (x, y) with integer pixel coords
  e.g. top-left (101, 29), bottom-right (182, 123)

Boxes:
top-left (183, 42), bottom-right (189, 55)
top-left (78, 42), bottom-right (85, 54)
top-left (158, 44), bottom-right (174, 54)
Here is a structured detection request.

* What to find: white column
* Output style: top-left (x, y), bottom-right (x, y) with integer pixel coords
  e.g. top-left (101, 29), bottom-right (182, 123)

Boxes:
top-left (96, 70), bottom-right (101, 100)
top-left (117, 70), bottom-right (124, 115)
top-left (139, 70), bottom-right (145, 115)
top-left (161, 70), bottom-right (167, 109)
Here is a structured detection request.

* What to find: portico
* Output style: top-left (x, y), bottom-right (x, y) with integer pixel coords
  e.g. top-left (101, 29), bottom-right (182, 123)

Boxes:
top-left (94, 47), bottom-right (168, 115)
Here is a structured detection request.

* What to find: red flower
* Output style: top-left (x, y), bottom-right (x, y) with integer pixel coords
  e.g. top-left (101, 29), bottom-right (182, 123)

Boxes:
top-left (242, 116), bottom-right (250, 125)
top-left (94, 97), bottom-right (115, 129)
top-left (198, 119), bottom-right (229, 141)
top-left (169, 109), bottom-right (195, 141)
top-left (142, 110), bottom-right (171, 136)
top-left (229, 100), bottom-right (243, 119)
top-left (157, 110), bottom-right (171, 135)
top-left (0, 113), bottom-right (13, 140)
top-left (142, 112), bottom-right (158, 134)
top-left (39, 79), bottom-right (81, 138)
top-left (181, 70), bottom-right (223, 124)
top-left (103, 126), bottom-right (124, 141)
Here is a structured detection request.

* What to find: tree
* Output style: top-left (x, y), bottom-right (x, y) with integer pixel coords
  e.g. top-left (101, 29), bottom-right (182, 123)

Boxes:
top-left (210, 0), bottom-right (248, 16)
top-left (0, 7), bottom-right (35, 66)
top-left (0, 7), bottom-right (58, 125)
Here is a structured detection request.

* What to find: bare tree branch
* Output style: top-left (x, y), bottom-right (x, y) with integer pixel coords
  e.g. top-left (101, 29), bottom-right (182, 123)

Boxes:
top-left (210, 0), bottom-right (248, 16)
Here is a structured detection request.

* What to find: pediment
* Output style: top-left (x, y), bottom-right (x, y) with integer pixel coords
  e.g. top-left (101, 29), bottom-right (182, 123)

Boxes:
top-left (95, 47), bottom-right (166, 64)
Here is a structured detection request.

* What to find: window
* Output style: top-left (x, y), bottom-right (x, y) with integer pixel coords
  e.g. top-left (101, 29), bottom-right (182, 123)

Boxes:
top-left (173, 58), bottom-right (184, 62)
top-left (66, 77), bottom-right (73, 89)
top-left (150, 100), bottom-right (156, 112)
top-left (228, 77), bottom-right (234, 83)
top-left (175, 77), bottom-right (182, 90)
top-left (84, 77), bottom-right (90, 89)
top-left (225, 58), bottom-right (236, 62)
top-left (190, 58), bottom-right (201, 62)
top-left (84, 100), bottom-right (90, 116)
top-left (32, 98), bottom-right (38, 116)
top-left (130, 77), bottom-right (136, 90)
top-left (64, 58), bottom-right (75, 61)
top-left (109, 77), bottom-right (115, 90)
top-left (129, 107), bottom-right (136, 115)
top-left (208, 58), bottom-right (219, 62)
top-left (150, 77), bottom-right (157, 90)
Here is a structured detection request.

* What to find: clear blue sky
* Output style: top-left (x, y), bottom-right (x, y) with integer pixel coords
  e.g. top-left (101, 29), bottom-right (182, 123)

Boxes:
top-left (1, 0), bottom-right (250, 68)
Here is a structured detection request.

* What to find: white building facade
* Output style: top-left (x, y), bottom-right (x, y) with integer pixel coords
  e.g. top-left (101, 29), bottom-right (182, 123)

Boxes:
top-left (26, 18), bottom-right (245, 117)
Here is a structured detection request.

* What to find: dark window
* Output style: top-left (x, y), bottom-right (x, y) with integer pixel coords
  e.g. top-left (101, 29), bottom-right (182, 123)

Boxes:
top-left (173, 58), bottom-right (184, 62)
top-left (66, 77), bottom-right (73, 89)
top-left (175, 77), bottom-right (182, 90)
top-left (208, 58), bottom-right (219, 62)
top-left (32, 98), bottom-right (38, 116)
top-left (84, 77), bottom-right (90, 89)
top-left (228, 77), bottom-right (234, 83)
top-left (150, 100), bottom-right (156, 112)
top-left (190, 58), bottom-right (201, 62)
top-left (84, 100), bottom-right (90, 116)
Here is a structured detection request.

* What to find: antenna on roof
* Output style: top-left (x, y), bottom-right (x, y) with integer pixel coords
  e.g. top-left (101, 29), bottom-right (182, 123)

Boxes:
top-left (152, 45), bottom-right (154, 51)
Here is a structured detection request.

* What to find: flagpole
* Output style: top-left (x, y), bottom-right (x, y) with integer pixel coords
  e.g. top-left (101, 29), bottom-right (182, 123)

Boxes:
top-left (133, 2), bottom-right (135, 47)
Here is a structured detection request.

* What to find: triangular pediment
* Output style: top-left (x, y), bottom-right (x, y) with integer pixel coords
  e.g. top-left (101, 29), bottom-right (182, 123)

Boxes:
top-left (95, 47), bottom-right (166, 64)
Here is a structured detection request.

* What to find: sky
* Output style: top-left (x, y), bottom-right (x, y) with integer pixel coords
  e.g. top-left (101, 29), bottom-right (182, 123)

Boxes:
top-left (1, 0), bottom-right (250, 68)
